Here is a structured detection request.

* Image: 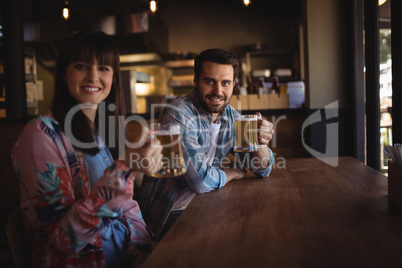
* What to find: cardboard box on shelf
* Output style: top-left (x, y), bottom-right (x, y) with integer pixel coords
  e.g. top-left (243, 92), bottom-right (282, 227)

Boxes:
top-left (268, 93), bottom-right (289, 109)
top-left (248, 94), bottom-right (269, 110)
top-left (248, 93), bottom-right (289, 110)
top-left (230, 93), bottom-right (289, 110)
top-left (230, 95), bottom-right (249, 111)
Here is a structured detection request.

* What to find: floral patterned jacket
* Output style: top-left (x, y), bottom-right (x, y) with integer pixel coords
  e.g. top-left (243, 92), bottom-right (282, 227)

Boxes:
top-left (11, 112), bottom-right (154, 267)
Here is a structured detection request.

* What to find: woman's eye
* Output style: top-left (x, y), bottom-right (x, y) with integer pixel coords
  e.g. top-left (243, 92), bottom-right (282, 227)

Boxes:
top-left (99, 66), bottom-right (111, 72)
top-left (74, 64), bottom-right (87, 70)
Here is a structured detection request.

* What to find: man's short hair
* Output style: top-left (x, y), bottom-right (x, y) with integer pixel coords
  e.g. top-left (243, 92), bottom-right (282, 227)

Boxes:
top-left (194, 48), bottom-right (240, 82)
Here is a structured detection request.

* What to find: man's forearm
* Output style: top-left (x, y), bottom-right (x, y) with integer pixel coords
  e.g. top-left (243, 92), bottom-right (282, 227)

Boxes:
top-left (252, 146), bottom-right (271, 169)
top-left (223, 167), bottom-right (247, 182)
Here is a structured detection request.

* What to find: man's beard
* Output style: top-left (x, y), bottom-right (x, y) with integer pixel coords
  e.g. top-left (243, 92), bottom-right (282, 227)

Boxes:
top-left (195, 87), bottom-right (232, 114)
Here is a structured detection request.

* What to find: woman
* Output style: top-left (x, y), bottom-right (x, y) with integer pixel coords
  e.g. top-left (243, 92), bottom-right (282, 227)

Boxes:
top-left (11, 31), bottom-right (161, 267)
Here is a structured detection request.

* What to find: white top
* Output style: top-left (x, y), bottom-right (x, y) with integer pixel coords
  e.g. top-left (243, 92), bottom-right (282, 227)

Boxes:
top-left (206, 122), bottom-right (221, 166)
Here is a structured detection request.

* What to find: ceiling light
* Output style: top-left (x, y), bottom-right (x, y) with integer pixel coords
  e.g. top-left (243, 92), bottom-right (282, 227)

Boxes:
top-left (63, 1), bottom-right (70, 20)
top-left (378, 0), bottom-right (387, 6)
top-left (150, 1), bottom-right (157, 13)
top-left (243, 0), bottom-right (251, 6)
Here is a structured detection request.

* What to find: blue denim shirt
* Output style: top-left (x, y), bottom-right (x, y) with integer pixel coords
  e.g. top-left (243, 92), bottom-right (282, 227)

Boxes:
top-left (137, 91), bottom-right (274, 238)
top-left (84, 136), bottom-right (132, 267)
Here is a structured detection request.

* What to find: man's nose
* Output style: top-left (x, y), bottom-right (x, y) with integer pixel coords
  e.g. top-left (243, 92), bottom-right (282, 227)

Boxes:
top-left (212, 83), bottom-right (224, 95)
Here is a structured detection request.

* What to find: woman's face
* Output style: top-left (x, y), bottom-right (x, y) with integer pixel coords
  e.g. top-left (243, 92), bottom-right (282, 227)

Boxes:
top-left (65, 58), bottom-right (114, 105)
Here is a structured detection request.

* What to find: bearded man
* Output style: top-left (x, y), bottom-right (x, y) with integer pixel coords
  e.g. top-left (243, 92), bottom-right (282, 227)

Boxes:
top-left (137, 48), bottom-right (275, 240)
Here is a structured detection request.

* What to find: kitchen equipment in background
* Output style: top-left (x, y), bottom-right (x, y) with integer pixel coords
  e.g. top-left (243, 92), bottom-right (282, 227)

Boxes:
top-left (286, 81), bottom-right (305, 108)
top-left (121, 70), bottom-right (147, 114)
top-left (242, 49), bottom-right (298, 90)
top-left (168, 74), bottom-right (194, 87)
top-left (25, 47), bottom-right (38, 116)
top-left (120, 52), bottom-right (172, 114)
top-left (166, 51), bottom-right (197, 61)
top-left (252, 69), bottom-right (271, 78)
top-left (121, 69), bottom-right (173, 115)
top-left (245, 42), bottom-right (267, 52)
top-left (146, 95), bottom-right (174, 118)
top-left (165, 58), bottom-right (194, 96)
top-left (273, 68), bottom-right (292, 77)
top-left (24, 12), bottom-right (169, 78)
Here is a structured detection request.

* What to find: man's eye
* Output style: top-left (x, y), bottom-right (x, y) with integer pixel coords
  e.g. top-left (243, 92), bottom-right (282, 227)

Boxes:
top-left (205, 80), bottom-right (213, 85)
top-left (222, 81), bottom-right (231, 86)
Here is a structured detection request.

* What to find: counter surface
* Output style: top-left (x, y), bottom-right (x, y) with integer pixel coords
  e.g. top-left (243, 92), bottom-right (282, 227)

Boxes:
top-left (142, 157), bottom-right (402, 268)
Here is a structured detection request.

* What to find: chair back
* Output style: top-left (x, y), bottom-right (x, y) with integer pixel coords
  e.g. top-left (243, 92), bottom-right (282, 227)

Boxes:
top-left (6, 208), bottom-right (29, 268)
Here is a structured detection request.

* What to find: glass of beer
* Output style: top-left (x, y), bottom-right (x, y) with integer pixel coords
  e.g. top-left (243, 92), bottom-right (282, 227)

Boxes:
top-left (150, 123), bottom-right (186, 178)
top-left (234, 114), bottom-right (258, 152)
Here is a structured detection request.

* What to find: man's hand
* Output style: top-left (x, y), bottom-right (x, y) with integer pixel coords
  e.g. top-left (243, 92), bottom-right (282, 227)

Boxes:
top-left (255, 112), bottom-right (274, 146)
top-left (249, 112), bottom-right (274, 170)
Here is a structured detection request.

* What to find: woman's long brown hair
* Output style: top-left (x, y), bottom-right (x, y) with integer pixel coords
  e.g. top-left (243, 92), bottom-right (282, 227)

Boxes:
top-left (51, 31), bottom-right (125, 157)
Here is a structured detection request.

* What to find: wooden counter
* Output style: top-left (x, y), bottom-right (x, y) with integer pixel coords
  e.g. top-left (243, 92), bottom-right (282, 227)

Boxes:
top-left (142, 157), bottom-right (402, 268)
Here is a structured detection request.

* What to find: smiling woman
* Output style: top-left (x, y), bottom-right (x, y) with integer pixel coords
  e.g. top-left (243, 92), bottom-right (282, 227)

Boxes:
top-left (65, 59), bottom-right (113, 119)
top-left (51, 31), bottom-right (123, 156)
top-left (10, 31), bottom-right (163, 268)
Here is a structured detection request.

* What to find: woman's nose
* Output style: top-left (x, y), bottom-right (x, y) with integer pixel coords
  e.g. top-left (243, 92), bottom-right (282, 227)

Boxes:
top-left (86, 67), bottom-right (99, 82)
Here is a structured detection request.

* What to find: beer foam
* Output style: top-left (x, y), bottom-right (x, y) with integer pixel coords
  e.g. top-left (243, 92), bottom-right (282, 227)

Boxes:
top-left (156, 130), bottom-right (180, 135)
top-left (236, 117), bottom-right (257, 121)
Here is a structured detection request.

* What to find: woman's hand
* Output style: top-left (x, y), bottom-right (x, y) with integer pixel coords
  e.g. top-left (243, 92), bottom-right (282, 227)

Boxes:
top-left (120, 125), bottom-right (163, 176)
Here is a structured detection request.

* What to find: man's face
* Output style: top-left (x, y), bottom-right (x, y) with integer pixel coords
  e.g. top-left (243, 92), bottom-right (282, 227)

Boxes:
top-left (195, 61), bottom-right (235, 120)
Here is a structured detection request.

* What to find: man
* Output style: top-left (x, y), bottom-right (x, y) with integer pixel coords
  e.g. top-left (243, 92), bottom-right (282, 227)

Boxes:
top-left (137, 48), bottom-right (274, 240)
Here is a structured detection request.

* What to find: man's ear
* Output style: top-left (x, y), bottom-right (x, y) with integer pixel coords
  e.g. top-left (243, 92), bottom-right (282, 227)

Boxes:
top-left (193, 76), bottom-right (197, 88)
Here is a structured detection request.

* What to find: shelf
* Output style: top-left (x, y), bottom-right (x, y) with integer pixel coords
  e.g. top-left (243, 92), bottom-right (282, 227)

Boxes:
top-left (166, 60), bottom-right (194, 94)
top-left (165, 59), bottom-right (194, 68)
top-left (168, 80), bottom-right (193, 87)
top-left (25, 74), bottom-right (35, 82)
top-left (246, 50), bottom-right (295, 57)
top-left (242, 49), bottom-right (298, 86)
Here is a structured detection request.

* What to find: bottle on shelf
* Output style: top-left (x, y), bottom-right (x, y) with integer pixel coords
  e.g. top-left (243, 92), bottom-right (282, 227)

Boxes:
top-left (247, 75), bottom-right (256, 94)
top-left (269, 76), bottom-right (280, 95)
top-left (233, 78), bottom-right (241, 95)
top-left (279, 83), bottom-right (287, 94)
top-left (257, 78), bottom-right (268, 95)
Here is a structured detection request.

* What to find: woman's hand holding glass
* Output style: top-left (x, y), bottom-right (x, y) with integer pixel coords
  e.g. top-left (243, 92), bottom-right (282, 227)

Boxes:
top-left (120, 125), bottom-right (163, 176)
